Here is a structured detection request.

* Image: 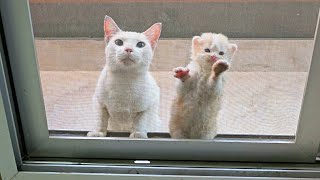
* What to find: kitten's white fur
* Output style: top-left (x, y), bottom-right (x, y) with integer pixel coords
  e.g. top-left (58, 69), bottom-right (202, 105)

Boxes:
top-left (169, 33), bottom-right (237, 139)
top-left (87, 16), bottom-right (162, 138)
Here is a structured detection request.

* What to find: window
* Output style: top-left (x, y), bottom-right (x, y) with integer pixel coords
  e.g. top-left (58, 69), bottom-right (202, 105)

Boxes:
top-left (1, 2), bottom-right (320, 179)
top-left (30, 2), bottom-right (315, 137)
top-left (32, 2), bottom-right (316, 138)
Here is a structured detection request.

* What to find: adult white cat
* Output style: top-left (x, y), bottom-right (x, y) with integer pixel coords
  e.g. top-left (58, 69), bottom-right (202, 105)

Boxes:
top-left (87, 15), bottom-right (162, 138)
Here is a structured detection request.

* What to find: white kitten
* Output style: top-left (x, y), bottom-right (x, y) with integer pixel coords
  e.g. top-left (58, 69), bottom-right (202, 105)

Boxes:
top-left (87, 16), bottom-right (162, 138)
top-left (169, 33), bottom-right (237, 139)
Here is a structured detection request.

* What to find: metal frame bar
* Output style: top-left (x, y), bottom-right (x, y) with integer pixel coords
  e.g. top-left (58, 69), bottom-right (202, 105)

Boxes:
top-left (1, 0), bottom-right (320, 163)
top-left (10, 172), bottom-right (316, 180)
top-left (294, 9), bottom-right (320, 159)
top-left (49, 130), bottom-right (295, 139)
top-left (0, 10), bottom-right (25, 169)
top-left (19, 161), bottom-right (320, 178)
top-left (0, 66), bottom-right (18, 180)
top-left (0, 11), bottom-right (21, 179)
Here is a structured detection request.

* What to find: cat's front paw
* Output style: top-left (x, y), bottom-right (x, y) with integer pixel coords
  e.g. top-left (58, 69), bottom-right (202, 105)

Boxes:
top-left (173, 67), bottom-right (190, 82)
top-left (129, 131), bottom-right (148, 138)
top-left (212, 60), bottom-right (229, 76)
top-left (87, 131), bottom-right (107, 137)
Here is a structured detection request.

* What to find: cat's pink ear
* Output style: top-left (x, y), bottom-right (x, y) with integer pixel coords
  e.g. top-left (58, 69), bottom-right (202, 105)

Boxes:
top-left (104, 15), bottom-right (121, 43)
top-left (229, 44), bottom-right (238, 55)
top-left (143, 23), bottom-right (162, 49)
top-left (191, 36), bottom-right (202, 55)
top-left (192, 36), bottom-right (201, 48)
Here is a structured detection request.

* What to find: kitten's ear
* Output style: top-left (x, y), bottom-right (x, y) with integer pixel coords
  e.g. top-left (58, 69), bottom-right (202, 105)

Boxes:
top-left (192, 36), bottom-right (201, 49)
top-left (143, 23), bottom-right (162, 49)
top-left (104, 15), bottom-right (121, 43)
top-left (229, 43), bottom-right (238, 55)
top-left (192, 36), bottom-right (202, 54)
top-left (191, 36), bottom-right (201, 56)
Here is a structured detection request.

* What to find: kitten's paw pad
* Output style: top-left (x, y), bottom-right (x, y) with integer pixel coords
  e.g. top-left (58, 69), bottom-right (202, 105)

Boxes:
top-left (212, 60), bottom-right (229, 75)
top-left (87, 131), bottom-right (107, 137)
top-left (173, 67), bottom-right (190, 80)
top-left (129, 132), bottom-right (148, 138)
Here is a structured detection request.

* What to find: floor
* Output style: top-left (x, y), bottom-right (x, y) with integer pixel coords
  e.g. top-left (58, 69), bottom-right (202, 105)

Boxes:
top-left (36, 39), bottom-right (312, 136)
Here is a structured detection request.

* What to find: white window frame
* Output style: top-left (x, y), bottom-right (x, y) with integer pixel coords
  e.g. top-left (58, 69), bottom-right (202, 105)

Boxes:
top-left (1, 0), bottom-right (320, 165)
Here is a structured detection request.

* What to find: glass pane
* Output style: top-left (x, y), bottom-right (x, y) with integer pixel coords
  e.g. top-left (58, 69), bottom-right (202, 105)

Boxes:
top-left (29, 0), bottom-right (318, 139)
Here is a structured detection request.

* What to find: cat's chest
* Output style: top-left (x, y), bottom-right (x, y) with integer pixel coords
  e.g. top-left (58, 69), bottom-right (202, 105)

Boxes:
top-left (182, 74), bottom-right (220, 106)
top-left (102, 74), bottom-right (159, 112)
top-left (194, 74), bottom-right (216, 97)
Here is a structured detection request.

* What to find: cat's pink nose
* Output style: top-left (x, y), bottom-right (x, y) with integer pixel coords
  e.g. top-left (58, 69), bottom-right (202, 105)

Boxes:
top-left (211, 56), bottom-right (218, 62)
top-left (125, 48), bottom-right (133, 53)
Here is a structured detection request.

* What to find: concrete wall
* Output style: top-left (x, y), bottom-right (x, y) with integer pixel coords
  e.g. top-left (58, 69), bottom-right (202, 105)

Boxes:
top-left (30, 1), bottom-right (320, 38)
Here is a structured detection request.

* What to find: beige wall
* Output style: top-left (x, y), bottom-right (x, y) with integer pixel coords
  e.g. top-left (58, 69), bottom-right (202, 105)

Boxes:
top-left (30, 1), bottom-right (320, 38)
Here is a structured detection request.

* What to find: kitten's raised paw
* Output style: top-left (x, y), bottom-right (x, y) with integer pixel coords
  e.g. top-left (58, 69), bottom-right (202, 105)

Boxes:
top-left (87, 131), bottom-right (107, 137)
top-left (173, 67), bottom-right (190, 81)
top-left (212, 60), bottom-right (229, 76)
top-left (129, 131), bottom-right (148, 138)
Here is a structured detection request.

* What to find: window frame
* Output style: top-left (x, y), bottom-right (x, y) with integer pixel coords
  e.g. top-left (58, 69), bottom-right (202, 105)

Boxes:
top-left (0, 85), bottom-right (18, 180)
top-left (1, 0), bottom-right (320, 163)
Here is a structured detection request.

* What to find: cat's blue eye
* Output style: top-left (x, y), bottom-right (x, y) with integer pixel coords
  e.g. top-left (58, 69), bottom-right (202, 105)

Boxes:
top-left (204, 48), bottom-right (211, 52)
top-left (136, 42), bottom-right (145, 48)
top-left (219, 51), bottom-right (225, 55)
top-left (114, 39), bottom-right (123, 46)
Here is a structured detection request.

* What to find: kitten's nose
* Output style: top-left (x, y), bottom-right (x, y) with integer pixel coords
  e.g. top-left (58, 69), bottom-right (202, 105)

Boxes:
top-left (211, 55), bottom-right (218, 62)
top-left (125, 48), bottom-right (133, 53)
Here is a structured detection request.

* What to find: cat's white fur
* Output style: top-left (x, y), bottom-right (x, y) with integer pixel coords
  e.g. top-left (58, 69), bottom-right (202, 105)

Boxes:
top-left (169, 33), bottom-right (237, 139)
top-left (87, 16), bottom-right (162, 138)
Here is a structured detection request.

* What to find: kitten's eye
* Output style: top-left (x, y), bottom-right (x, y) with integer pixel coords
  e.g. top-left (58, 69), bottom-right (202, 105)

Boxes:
top-left (114, 39), bottom-right (123, 46)
top-left (204, 48), bottom-right (211, 53)
top-left (219, 51), bottom-right (224, 55)
top-left (136, 42), bottom-right (145, 48)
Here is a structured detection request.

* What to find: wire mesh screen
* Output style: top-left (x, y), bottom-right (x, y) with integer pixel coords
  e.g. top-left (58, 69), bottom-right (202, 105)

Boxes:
top-left (31, 1), bottom-right (315, 137)
top-left (37, 39), bottom-right (311, 136)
